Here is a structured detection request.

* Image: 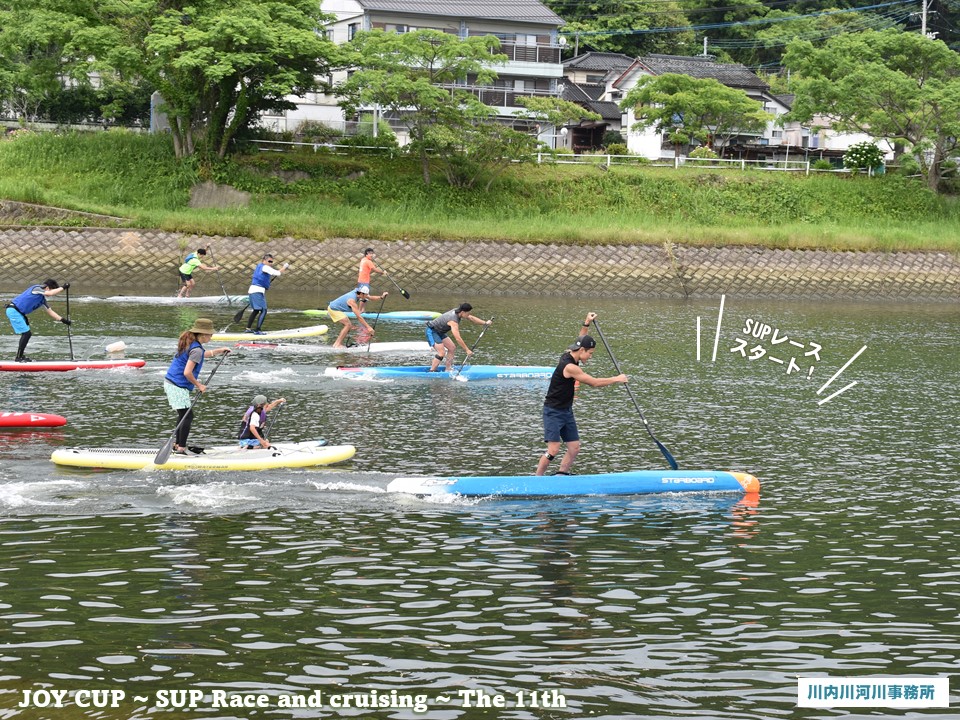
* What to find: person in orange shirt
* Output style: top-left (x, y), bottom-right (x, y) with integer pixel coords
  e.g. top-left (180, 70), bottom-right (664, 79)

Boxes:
top-left (356, 248), bottom-right (383, 314)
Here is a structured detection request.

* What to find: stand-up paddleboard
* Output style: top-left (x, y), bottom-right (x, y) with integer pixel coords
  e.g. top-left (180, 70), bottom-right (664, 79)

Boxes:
top-left (0, 359), bottom-right (146, 372)
top-left (304, 309), bottom-right (440, 322)
top-left (0, 412), bottom-right (67, 428)
top-left (388, 470), bottom-right (760, 497)
top-left (103, 295), bottom-right (248, 305)
top-left (324, 365), bottom-right (554, 381)
top-left (211, 324), bottom-right (328, 342)
top-left (236, 341), bottom-right (432, 354)
top-left (51, 440), bottom-right (355, 471)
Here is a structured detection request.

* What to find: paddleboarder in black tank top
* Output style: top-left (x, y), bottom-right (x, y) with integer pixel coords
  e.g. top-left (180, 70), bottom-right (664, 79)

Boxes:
top-left (536, 312), bottom-right (628, 476)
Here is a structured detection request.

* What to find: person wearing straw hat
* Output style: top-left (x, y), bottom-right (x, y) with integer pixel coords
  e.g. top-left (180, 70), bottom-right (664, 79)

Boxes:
top-left (5, 279), bottom-right (70, 362)
top-left (163, 318), bottom-right (231, 455)
top-left (238, 395), bottom-right (286, 449)
top-left (535, 312), bottom-right (627, 477)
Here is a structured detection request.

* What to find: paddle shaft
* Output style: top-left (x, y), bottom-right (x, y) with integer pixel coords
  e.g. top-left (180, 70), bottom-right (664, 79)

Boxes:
top-left (205, 245), bottom-right (232, 306)
top-left (154, 352), bottom-right (229, 465)
top-left (365, 295), bottom-right (387, 354)
top-left (263, 402), bottom-right (284, 441)
top-left (64, 285), bottom-right (75, 361)
top-left (372, 260), bottom-right (411, 299)
top-left (453, 316), bottom-right (494, 378)
top-left (591, 319), bottom-right (679, 470)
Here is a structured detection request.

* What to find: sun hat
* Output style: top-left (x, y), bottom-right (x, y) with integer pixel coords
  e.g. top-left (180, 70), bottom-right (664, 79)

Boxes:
top-left (253, 395), bottom-right (268, 406)
top-left (357, 284), bottom-right (371, 294)
top-left (569, 335), bottom-right (597, 351)
top-left (188, 318), bottom-right (216, 335)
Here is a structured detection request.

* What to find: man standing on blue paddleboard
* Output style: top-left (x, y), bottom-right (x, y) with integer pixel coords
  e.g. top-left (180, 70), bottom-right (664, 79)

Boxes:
top-left (245, 253), bottom-right (286, 334)
top-left (536, 312), bottom-right (628, 476)
top-left (5, 279), bottom-right (71, 362)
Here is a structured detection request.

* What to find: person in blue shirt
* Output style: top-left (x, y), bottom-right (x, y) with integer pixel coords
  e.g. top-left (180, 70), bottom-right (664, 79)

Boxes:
top-left (245, 253), bottom-right (286, 334)
top-left (5, 279), bottom-right (71, 362)
top-left (327, 284), bottom-right (389, 348)
top-left (163, 318), bottom-right (231, 455)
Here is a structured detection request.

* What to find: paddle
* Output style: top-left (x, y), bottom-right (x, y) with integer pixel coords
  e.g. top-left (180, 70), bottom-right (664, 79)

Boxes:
top-left (205, 245), bottom-right (232, 306)
top-left (373, 260), bottom-right (411, 299)
top-left (591, 318), bottom-right (679, 470)
top-left (365, 295), bottom-right (387, 354)
top-left (453, 316), bottom-right (494, 380)
top-left (263, 401), bottom-right (284, 441)
top-left (64, 283), bottom-right (75, 361)
top-left (153, 352), bottom-right (230, 465)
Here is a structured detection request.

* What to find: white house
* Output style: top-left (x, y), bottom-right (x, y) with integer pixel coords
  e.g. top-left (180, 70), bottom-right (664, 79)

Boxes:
top-left (263, 0), bottom-right (566, 144)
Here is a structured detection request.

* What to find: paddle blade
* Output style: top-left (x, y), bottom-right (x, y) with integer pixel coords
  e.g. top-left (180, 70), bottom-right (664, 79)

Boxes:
top-left (400, 288), bottom-right (411, 300)
top-left (233, 304), bottom-right (249, 323)
top-left (153, 436), bottom-right (175, 466)
top-left (656, 439), bottom-right (680, 470)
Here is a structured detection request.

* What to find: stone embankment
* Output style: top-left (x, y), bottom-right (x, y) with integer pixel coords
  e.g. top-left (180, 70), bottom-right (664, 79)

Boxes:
top-left (0, 204), bottom-right (956, 301)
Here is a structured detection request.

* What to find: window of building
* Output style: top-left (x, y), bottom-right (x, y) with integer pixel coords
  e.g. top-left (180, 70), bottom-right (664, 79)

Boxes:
top-left (348, 23), bottom-right (359, 40)
top-left (586, 74), bottom-right (604, 84)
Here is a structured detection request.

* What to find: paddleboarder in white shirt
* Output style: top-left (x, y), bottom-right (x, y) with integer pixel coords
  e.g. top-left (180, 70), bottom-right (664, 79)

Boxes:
top-left (536, 312), bottom-right (628, 476)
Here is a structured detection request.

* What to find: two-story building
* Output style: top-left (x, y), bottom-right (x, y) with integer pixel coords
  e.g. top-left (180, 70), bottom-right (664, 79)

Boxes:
top-left (562, 51), bottom-right (893, 163)
top-left (263, 0), bottom-right (566, 143)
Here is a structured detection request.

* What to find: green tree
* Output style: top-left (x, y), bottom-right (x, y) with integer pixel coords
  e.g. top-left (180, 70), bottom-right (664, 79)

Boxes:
top-left (620, 73), bottom-right (771, 158)
top-left (337, 29), bottom-right (508, 185)
top-left (516, 96), bottom-right (601, 142)
top-left (545, 1), bottom-right (692, 57)
top-left (0, 0), bottom-right (120, 122)
top-left (784, 29), bottom-right (960, 191)
top-left (133, 0), bottom-right (340, 159)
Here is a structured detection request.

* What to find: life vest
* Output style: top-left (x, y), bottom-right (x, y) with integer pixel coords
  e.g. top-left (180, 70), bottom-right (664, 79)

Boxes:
top-left (164, 340), bottom-right (205, 389)
top-left (238, 405), bottom-right (267, 440)
top-left (9, 285), bottom-right (48, 315)
top-left (250, 263), bottom-right (273, 290)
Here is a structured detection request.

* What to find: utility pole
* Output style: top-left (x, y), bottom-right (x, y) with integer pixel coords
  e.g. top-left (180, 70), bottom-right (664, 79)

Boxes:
top-left (921, 0), bottom-right (927, 36)
top-left (703, 36), bottom-right (708, 57)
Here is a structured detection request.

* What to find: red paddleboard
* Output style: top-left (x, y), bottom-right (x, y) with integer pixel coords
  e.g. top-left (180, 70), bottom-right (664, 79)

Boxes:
top-left (0, 412), bottom-right (67, 428)
top-left (0, 359), bottom-right (146, 372)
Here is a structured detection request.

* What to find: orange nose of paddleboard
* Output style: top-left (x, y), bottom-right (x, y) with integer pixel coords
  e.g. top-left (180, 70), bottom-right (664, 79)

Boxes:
top-left (732, 471), bottom-right (761, 493)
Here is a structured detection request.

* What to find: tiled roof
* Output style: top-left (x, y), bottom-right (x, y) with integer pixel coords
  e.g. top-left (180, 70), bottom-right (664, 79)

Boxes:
top-left (576, 83), bottom-right (607, 101)
top-left (774, 94), bottom-right (795, 109)
top-left (637, 54), bottom-right (769, 90)
top-left (563, 51), bottom-right (635, 72)
top-left (356, 0), bottom-right (564, 25)
top-left (562, 83), bottom-right (622, 121)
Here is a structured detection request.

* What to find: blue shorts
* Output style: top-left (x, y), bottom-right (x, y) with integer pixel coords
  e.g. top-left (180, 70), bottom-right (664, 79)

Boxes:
top-left (239, 438), bottom-right (261, 448)
top-left (543, 405), bottom-right (579, 443)
top-left (425, 326), bottom-right (447, 346)
top-left (5, 306), bottom-right (30, 335)
top-left (249, 292), bottom-right (267, 311)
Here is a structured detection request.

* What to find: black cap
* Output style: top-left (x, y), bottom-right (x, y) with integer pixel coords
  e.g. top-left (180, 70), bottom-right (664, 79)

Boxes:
top-left (569, 335), bottom-right (597, 351)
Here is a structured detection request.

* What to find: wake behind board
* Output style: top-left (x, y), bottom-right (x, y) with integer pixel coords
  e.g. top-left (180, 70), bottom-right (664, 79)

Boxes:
top-left (103, 294), bottom-right (248, 305)
top-left (211, 324), bottom-right (328, 342)
top-left (236, 341), bottom-right (432, 354)
top-left (1, 412), bottom-right (67, 428)
top-left (388, 470), bottom-right (760, 497)
top-left (304, 309), bottom-right (440, 322)
top-left (324, 365), bottom-right (554, 381)
top-left (0, 359), bottom-right (146, 373)
top-left (51, 440), bottom-right (355, 471)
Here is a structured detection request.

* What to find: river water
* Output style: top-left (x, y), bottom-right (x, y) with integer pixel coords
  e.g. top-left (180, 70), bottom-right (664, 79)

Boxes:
top-left (1, 290), bottom-right (958, 719)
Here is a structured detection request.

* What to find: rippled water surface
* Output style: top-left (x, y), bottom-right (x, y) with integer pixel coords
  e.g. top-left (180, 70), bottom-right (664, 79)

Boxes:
top-left (1, 289), bottom-right (958, 719)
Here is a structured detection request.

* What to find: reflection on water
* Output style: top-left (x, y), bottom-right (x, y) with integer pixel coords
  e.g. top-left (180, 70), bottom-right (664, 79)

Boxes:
top-left (1, 294), bottom-right (958, 718)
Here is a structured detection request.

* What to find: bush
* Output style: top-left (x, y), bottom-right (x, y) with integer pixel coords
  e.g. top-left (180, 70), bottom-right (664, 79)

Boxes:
top-left (844, 141), bottom-right (885, 172)
top-left (605, 143), bottom-right (628, 156)
top-left (812, 159), bottom-right (835, 171)
top-left (688, 146), bottom-right (719, 166)
top-left (601, 130), bottom-right (625, 148)
top-left (295, 120), bottom-right (343, 144)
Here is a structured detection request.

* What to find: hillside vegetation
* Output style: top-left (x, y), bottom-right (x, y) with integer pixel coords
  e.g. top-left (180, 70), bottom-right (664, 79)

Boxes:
top-left (1, 131), bottom-right (958, 253)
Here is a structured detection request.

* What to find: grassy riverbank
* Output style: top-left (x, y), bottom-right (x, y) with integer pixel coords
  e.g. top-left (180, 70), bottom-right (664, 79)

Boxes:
top-left (2, 130), bottom-right (958, 252)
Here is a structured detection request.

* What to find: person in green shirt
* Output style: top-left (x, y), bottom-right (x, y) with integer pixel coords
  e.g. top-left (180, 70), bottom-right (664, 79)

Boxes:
top-left (176, 247), bottom-right (219, 298)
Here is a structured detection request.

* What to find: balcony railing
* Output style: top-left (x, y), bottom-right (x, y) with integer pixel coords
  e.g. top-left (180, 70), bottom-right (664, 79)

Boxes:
top-left (442, 85), bottom-right (560, 108)
top-left (495, 42), bottom-right (561, 64)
